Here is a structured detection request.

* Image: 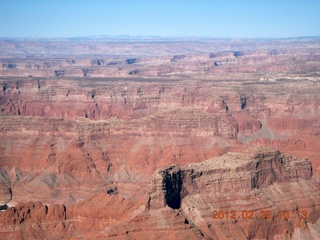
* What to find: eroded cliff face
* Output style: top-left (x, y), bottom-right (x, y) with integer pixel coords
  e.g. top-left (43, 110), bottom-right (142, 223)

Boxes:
top-left (0, 38), bottom-right (320, 239)
top-left (147, 148), bottom-right (320, 239)
top-left (1, 148), bottom-right (318, 239)
top-left (1, 76), bottom-right (319, 172)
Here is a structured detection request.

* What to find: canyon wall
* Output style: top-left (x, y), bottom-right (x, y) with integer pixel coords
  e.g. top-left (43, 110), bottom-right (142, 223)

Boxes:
top-left (147, 148), bottom-right (320, 239)
top-left (0, 38), bottom-right (320, 239)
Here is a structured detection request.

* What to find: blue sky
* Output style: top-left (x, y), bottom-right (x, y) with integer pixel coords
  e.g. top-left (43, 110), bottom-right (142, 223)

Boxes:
top-left (1, 0), bottom-right (319, 38)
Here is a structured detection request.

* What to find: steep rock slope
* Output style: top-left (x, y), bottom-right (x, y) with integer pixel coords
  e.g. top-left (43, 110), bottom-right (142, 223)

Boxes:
top-left (1, 148), bottom-right (319, 239)
top-left (147, 148), bottom-right (320, 239)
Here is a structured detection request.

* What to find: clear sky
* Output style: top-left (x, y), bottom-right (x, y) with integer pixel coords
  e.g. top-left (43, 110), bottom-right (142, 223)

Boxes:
top-left (1, 0), bottom-right (319, 38)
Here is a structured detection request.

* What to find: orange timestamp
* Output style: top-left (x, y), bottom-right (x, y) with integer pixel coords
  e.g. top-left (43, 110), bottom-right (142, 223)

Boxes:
top-left (212, 210), bottom-right (308, 220)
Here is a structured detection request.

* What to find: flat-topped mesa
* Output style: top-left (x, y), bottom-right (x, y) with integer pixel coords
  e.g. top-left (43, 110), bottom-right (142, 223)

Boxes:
top-left (148, 148), bottom-right (313, 210)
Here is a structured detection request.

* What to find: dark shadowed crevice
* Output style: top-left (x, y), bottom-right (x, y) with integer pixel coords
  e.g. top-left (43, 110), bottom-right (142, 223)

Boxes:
top-left (0, 204), bottom-right (8, 211)
top-left (163, 170), bottom-right (183, 209)
top-left (240, 95), bottom-right (247, 109)
top-left (233, 51), bottom-right (243, 57)
top-left (126, 58), bottom-right (136, 64)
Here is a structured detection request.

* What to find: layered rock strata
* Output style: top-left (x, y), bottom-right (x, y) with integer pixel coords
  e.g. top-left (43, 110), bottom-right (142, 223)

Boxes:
top-left (147, 148), bottom-right (320, 239)
top-left (0, 38), bottom-right (320, 239)
top-left (1, 148), bottom-right (319, 239)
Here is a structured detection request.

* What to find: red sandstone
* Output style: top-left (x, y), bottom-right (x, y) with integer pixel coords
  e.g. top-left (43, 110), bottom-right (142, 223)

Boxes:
top-left (0, 37), bottom-right (320, 239)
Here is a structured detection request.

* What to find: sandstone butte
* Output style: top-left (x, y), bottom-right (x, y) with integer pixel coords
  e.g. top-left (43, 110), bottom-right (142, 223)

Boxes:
top-left (0, 37), bottom-right (320, 239)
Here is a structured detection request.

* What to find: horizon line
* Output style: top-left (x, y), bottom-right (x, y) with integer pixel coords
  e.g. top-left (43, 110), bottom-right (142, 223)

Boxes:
top-left (0, 35), bottom-right (320, 41)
